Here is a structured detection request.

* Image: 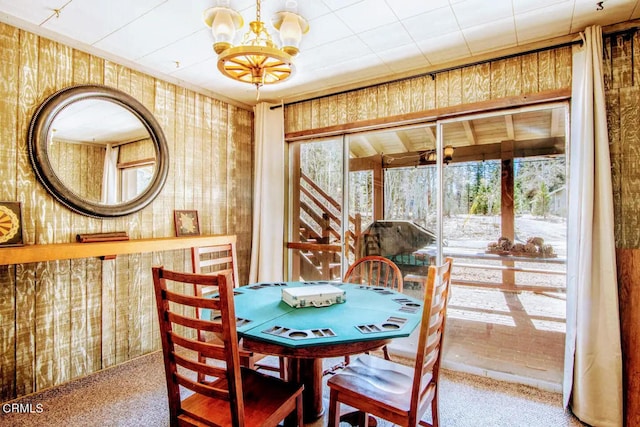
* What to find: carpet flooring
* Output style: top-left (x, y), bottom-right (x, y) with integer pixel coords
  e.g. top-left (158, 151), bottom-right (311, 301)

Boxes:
top-left (0, 351), bottom-right (586, 427)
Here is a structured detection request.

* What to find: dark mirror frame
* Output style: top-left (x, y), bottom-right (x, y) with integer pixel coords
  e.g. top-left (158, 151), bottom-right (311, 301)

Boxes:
top-left (28, 85), bottom-right (169, 218)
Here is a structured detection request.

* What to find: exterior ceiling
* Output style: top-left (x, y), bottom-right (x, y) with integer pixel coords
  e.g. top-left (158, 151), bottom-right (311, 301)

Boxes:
top-left (0, 1), bottom-right (639, 108)
top-left (349, 105), bottom-right (567, 166)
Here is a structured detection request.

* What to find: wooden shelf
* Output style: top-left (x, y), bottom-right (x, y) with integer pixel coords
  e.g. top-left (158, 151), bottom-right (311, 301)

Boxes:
top-left (0, 235), bottom-right (236, 266)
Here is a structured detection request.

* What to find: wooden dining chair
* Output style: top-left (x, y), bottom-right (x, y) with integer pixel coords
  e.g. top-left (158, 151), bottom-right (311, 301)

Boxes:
top-left (339, 255), bottom-right (404, 365)
top-left (152, 266), bottom-right (304, 427)
top-left (191, 242), bottom-right (286, 380)
top-left (343, 255), bottom-right (404, 293)
top-left (327, 257), bottom-right (453, 427)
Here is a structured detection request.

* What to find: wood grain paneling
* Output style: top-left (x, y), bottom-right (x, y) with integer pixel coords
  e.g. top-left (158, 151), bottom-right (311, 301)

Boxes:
top-left (284, 46), bottom-right (573, 135)
top-left (0, 22), bottom-right (253, 402)
top-left (0, 23), bottom-right (19, 401)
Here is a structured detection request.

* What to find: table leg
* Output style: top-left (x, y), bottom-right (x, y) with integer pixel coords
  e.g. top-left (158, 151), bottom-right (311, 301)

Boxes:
top-left (287, 357), bottom-right (323, 422)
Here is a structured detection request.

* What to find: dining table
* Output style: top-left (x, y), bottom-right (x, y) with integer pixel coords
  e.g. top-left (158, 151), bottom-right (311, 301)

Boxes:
top-left (232, 281), bottom-right (424, 422)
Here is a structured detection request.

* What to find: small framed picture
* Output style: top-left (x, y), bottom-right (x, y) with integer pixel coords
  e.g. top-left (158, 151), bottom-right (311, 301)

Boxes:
top-left (0, 201), bottom-right (24, 247)
top-left (174, 210), bottom-right (200, 237)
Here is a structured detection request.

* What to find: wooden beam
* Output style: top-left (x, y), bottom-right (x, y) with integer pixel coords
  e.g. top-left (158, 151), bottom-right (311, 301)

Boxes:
top-left (349, 155), bottom-right (382, 172)
top-left (505, 115), bottom-right (515, 140)
top-left (424, 126), bottom-right (436, 145)
top-left (372, 138), bottom-right (564, 169)
top-left (550, 108), bottom-right (563, 137)
top-left (350, 134), bottom-right (377, 157)
top-left (395, 130), bottom-right (413, 152)
top-left (463, 120), bottom-right (478, 145)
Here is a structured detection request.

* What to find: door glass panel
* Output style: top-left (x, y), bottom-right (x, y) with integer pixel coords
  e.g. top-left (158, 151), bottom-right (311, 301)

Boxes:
top-left (347, 125), bottom-right (439, 281)
top-left (440, 105), bottom-right (568, 386)
top-left (287, 137), bottom-right (343, 281)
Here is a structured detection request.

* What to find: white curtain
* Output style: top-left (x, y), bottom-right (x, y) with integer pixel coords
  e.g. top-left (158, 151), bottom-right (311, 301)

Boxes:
top-left (564, 25), bottom-right (623, 426)
top-left (249, 102), bottom-right (285, 283)
top-left (101, 144), bottom-right (119, 204)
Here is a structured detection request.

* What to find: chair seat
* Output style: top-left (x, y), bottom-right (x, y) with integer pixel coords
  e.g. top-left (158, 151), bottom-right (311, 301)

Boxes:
top-left (181, 368), bottom-right (303, 426)
top-left (327, 354), bottom-right (431, 416)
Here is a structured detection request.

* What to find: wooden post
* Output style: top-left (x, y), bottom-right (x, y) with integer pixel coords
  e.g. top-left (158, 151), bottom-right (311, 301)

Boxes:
top-left (373, 159), bottom-right (383, 221)
top-left (290, 145), bottom-right (301, 281)
top-left (501, 141), bottom-right (515, 287)
top-left (320, 213), bottom-right (330, 279)
top-left (354, 213), bottom-right (362, 260)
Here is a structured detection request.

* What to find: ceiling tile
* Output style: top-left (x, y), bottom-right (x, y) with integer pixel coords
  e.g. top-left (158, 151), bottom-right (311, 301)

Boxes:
top-left (359, 21), bottom-right (413, 52)
top-left (93, 0), bottom-right (212, 60)
top-left (513, 0), bottom-right (574, 14)
top-left (515, 3), bottom-right (573, 43)
top-left (334, 0), bottom-right (397, 33)
top-left (302, 12), bottom-right (353, 49)
top-left (385, 0), bottom-right (450, 20)
top-left (137, 28), bottom-right (212, 74)
top-left (171, 56), bottom-right (219, 85)
top-left (321, 0), bottom-right (365, 11)
top-left (42, 0), bottom-right (167, 45)
top-left (419, 31), bottom-right (471, 64)
top-left (402, 6), bottom-right (460, 40)
top-left (296, 35), bottom-right (372, 69)
top-left (463, 18), bottom-right (517, 54)
top-left (379, 44), bottom-right (431, 72)
top-left (281, 0), bottom-right (331, 21)
top-left (451, 0), bottom-right (514, 29)
top-left (0, 0), bottom-right (66, 25)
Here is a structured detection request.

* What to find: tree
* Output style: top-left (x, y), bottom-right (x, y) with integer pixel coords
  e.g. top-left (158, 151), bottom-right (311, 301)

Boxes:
top-left (532, 181), bottom-right (551, 218)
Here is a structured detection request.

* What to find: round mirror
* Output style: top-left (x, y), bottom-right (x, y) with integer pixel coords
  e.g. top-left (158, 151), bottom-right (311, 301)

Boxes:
top-left (28, 85), bottom-right (169, 218)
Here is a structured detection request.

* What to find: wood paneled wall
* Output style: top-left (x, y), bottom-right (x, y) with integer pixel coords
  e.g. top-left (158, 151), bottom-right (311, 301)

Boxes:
top-left (48, 142), bottom-right (105, 203)
top-left (0, 23), bottom-right (253, 401)
top-left (284, 33), bottom-right (640, 425)
top-left (605, 30), bottom-right (640, 427)
top-left (284, 46), bottom-right (572, 133)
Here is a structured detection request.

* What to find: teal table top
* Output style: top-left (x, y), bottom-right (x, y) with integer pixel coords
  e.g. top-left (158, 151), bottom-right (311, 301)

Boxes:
top-left (232, 281), bottom-right (423, 349)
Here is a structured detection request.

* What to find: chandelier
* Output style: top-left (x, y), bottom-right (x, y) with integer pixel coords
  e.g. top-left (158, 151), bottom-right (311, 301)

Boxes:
top-left (203, 0), bottom-right (309, 95)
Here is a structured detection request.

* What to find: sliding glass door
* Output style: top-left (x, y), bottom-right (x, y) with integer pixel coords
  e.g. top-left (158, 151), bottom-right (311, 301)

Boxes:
top-left (286, 102), bottom-right (568, 388)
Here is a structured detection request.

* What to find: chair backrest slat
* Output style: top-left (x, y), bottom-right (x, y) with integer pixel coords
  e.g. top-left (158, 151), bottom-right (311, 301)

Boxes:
top-left (169, 333), bottom-right (226, 359)
top-left (191, 240), bottom-right (240, 288)
top-left (173, 351), bottom-right (227, 379)
top-left (343, 255), bottom-right (403, 291)
top-left (175, 373), bottom-right (231, 400)
top-left (167, 312), bottom-right (223, 333)
top-left (152, 266), bottom-right (245, 426)
top-left (164, 289), bottom-right (220, 310)
top-left (410, 257), bottom-right (453, 417)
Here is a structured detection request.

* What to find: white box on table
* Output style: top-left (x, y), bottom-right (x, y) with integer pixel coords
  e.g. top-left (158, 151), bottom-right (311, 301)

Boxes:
top-left (282, 284), bottom-right (346, 308)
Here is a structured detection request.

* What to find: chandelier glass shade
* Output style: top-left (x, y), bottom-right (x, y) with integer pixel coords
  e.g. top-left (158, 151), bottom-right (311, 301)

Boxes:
top-left (203, 0), bottom-right (308, 90)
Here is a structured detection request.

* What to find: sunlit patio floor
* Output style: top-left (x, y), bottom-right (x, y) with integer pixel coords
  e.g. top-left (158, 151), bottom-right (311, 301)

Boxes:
top-left (391, 282), bottom-right (566, 392)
